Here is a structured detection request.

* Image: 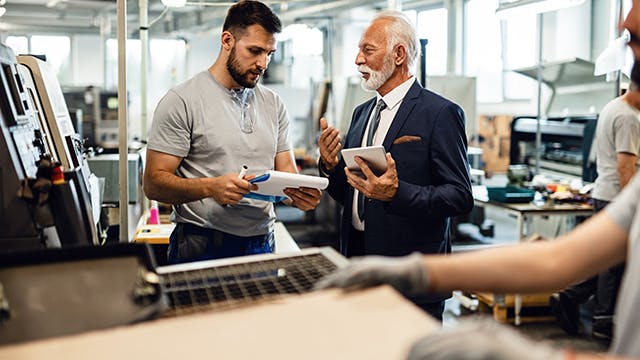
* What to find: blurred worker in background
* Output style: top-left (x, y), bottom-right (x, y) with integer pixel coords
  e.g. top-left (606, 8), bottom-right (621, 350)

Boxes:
top-left (317, 2), bottom-right (640, 357)
top-left (550, 84), bottom-right (640, 341)
top-left (317, 10), bottom-right (473, 320)
top-left (144, 1), bottom-right (321, 264)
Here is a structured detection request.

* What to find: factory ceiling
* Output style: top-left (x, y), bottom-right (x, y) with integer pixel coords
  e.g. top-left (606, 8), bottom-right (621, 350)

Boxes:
top-left (0, 0), bottom-right (443, 38)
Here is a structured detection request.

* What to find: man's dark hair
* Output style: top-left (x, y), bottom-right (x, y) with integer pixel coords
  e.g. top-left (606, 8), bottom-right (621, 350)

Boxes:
top-left (223, 0), bottom-right (282, 37)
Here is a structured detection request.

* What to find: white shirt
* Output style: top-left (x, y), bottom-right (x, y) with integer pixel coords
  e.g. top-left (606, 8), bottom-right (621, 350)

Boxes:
top-left (352, 76), bottom-right (416, 231)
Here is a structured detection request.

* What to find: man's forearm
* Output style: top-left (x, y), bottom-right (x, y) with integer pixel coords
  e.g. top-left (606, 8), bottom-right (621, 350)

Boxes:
top-left (144, 171), bottom-right (214, 205)
top-left (574, 353), bottom-right (629, 360)
top-left (617, 152), bottom-right (637, 188)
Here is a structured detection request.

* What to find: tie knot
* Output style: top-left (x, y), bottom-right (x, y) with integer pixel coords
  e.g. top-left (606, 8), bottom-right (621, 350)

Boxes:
top-left (377, 99), bottom-right (387, 110)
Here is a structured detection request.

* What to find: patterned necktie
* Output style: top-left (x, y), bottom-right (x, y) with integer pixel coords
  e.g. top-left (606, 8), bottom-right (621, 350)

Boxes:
top-left (358, 99), bottom-right (387, 220)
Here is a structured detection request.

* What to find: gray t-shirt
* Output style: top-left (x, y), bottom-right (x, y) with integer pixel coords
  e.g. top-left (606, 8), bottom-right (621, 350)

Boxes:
top-left (147, 71), bottom-right (291, 236)
top-left (605, 173), bottom-right (640, 356)
top-left (592, 97), bottom-right (640, 201)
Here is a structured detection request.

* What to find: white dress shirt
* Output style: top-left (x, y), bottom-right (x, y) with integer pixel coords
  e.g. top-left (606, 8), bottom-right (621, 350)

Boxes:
top-left (351, 76), bottom-right (416, 231)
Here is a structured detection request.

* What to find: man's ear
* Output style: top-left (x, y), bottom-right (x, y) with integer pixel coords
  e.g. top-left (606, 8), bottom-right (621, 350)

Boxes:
top-left (221, 31), bottom-right (235, 51)
top-left (394, 44), bottom-right (406, 66)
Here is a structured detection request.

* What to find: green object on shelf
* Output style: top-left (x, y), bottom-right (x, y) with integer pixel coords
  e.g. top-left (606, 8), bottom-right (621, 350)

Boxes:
top-left (486, 186), bottom-right (535, 203)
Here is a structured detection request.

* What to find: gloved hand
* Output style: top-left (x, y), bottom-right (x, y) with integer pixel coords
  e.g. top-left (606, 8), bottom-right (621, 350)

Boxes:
top-left (314, 252), bottom-right (429, 296)
top-left (407, 317), bottom-right (566, 360)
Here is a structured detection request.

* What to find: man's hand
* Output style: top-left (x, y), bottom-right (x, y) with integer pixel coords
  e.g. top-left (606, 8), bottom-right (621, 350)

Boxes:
top-left (314, 252), bottom-right (429, 296)
top-left (211, 173), bottom-right (257, 205)
top-left (318, 117), bottom-right (341, 172)
top-left (407, 317), bottom-right (565, 360)
top-left (283, 187), bottom-right (322, 211)
top-left (345, 153), bottom-right (398, 201)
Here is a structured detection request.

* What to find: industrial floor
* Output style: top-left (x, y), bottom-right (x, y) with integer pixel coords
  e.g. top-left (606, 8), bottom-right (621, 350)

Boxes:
top-left (278, 176), bottom-right (610, 355)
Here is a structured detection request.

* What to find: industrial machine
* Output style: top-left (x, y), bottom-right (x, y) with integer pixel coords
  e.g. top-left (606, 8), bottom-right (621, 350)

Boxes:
top-left (62, 86), bottom-right (121, 150)
top-left (0, 43), bottom-right (99, 251)
top-left (0, 246), bottom-right (346, 345)
top-left (509, 115), bottom-right (597, 181)
top-left (0, 44), bottom-right (53, 250)
top-left (509, 58), bottom-right (617, 181)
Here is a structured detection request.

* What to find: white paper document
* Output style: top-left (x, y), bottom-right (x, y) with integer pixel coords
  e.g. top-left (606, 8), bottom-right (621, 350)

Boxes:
top-left (247, 170), bottom-right (329, 202)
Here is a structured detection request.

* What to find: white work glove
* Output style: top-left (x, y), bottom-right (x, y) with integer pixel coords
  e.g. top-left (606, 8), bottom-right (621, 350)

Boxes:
top-left (407, 317), bottom-right (566, 360)
top-left (314, 252), bottom-right (429, 296)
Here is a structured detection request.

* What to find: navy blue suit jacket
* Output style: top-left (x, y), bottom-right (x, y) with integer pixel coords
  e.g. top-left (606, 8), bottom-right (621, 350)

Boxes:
top-left (325, 80), bottom-right (473, 257)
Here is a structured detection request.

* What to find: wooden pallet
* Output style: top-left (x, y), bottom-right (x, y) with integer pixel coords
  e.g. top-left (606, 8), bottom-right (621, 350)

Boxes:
top-left (473, 292), bottom-right (556, 324)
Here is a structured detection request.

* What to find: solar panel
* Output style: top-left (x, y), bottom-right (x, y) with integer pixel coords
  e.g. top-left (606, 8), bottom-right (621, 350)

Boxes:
top-left (156, 247), bottom-right (348, 316)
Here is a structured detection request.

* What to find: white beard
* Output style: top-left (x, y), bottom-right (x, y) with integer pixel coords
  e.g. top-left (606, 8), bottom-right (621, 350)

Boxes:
top-left (359, 56), bottom-right (395, 92)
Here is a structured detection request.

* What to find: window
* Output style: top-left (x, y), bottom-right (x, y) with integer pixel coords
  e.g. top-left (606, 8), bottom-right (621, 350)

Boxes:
top-left (464, 0), bottom-right (503, 102)
top-left (416, 8), bottom-right (448, 76)
top-left (30, 35), bottom-right (71, 83)
top-left (5, 36), bottom-right (28, 55)
top-left (502, 14), bottom-right (537, 99)
top-left (277, 23), bottom-right (325, 87)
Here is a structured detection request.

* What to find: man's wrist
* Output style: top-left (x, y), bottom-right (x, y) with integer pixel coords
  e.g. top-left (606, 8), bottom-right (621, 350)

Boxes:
top-left (319, 159), bottom-right (335, 177)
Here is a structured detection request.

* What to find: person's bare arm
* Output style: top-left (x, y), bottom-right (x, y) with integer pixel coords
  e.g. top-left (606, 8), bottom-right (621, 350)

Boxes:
top-left (574, 353), bottom-right (635, 360)
top-left (426, 210), bottom-right (628, 294)
top-left (274, 150), bottom-right (322, 211)
top-left (617, 152), bottom-right (638, 189)
top-left (143, 149), bottom-right (254, 205)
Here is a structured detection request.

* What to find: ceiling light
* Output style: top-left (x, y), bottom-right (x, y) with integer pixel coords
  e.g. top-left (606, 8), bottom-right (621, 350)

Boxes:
top-left (0, 7), bottom-right (5, 18)
top-left (496, 0), bottom-right (586, 19)
top-left (46, 0), bottom-right (64, 8)
top-left (161, 0), bottom-right (187, 7)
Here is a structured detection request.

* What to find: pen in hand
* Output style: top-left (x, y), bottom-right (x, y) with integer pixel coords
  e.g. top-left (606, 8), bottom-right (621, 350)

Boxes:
top-left (238, 165), bottom-right (248, 179)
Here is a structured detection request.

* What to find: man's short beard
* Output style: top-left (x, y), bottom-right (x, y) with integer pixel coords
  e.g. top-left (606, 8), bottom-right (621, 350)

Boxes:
top-left (359, 54), bottom-right (396, 92)
top-left (227, 46), bottom-right (259, 88)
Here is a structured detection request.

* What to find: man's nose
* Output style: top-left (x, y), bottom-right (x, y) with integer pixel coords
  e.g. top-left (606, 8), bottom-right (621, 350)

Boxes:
top-left (256, 54), bottom-right (269, 70)
top-left (355, 51), bottom-right (365, 65)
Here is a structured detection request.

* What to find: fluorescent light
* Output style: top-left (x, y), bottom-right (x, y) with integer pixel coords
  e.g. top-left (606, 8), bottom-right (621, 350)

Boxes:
top-left (0, 7), bottom-right (5, 18)
top-left (46, 0), bottom-right (63, 8)
top-left (496, 0), bottom-right (586, 19)
top-left (161, 0), bottom-right (187, 7)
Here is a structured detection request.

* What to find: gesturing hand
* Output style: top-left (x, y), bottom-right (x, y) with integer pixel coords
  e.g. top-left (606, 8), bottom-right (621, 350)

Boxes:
top-left (314, 252), bottom-right (429, 296)
top-left (318, 117), bottom-right (341, 172)
top-left (345, 152), bottom-right (398, 201)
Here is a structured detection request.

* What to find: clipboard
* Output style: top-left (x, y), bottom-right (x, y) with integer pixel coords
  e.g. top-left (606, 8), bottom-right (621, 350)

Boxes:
top-left (245, 170), bottom-right (329, 202)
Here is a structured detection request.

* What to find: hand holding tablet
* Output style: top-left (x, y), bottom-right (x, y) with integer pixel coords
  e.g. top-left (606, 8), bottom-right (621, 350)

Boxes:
top-left (341, 145), bottom-right (387, 175)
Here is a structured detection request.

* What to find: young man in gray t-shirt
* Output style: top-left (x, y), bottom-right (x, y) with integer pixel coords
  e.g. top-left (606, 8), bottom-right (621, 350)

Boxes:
top-left (549, 90), bottom-right (640, 340)
top-left (144, 1), bottom-right (321, 263)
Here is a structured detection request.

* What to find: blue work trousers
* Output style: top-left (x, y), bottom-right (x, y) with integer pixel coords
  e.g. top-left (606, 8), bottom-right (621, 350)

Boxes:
top-left (168, 222), bottom-right (274, 264)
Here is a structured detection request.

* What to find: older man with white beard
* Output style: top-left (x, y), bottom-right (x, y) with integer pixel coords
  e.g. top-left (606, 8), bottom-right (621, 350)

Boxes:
top-left (317, 10), bottom-right (473, 320)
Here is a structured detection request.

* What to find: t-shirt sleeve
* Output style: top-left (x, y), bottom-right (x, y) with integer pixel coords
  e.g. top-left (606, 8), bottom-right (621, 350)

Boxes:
top-left (147, 90), bottom-right (191, 158)
top-left (275, 93), bottom-right (292, 153)
top-left (605, 173), bottom-right (640, 232)
top-left (613, 112), bottom-right (640, 156)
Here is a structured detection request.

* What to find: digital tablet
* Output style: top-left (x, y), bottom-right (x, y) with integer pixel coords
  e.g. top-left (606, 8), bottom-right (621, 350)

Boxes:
top-left (341, 145), bottom-right (387, 175)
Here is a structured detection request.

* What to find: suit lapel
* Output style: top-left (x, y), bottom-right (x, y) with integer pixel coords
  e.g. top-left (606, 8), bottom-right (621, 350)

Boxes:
top-left (382, 81), bottom-right (422, 150)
